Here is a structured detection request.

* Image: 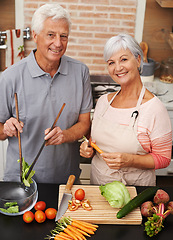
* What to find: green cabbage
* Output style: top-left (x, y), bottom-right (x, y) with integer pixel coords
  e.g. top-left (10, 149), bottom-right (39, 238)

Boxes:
top-left (99, 181), bottom-right (131, 208)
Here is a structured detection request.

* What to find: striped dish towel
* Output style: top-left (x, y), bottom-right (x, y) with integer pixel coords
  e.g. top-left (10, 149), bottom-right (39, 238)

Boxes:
top-left (5, 29), bottom-right (24, 68)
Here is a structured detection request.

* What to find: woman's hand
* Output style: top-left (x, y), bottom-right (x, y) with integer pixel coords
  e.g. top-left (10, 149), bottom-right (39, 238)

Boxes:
top-left (101, 152), bottom-right (132, 169)
top-left (80, 141), bottom-right (95, 158)
top-left (44, 126), bottom-right (64, 145)
top-left (3, 117), bottom-right (24, 138)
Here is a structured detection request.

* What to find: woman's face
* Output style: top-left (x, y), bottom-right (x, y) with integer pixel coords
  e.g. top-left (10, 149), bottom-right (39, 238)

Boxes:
top-left (107, 48), bottom-right (141, 85)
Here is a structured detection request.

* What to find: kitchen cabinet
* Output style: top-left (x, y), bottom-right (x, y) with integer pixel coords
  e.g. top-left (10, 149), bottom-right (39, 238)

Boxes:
top-left (156, 0), bottom-right (173, 8)
top-left (0, 140), bottom-right (7, 180)
top-left (0, 0), bottom-right (15, 71)
top-left (142, 0), bottom-right (173, 76)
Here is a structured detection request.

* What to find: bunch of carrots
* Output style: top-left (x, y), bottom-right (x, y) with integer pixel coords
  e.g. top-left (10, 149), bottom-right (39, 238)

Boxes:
top-left (45, 217), bottom-right (98, 240)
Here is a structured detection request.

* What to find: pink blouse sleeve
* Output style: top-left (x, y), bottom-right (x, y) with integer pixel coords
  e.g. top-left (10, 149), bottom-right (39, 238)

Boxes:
top-left (149, 131), bottom-right (172, 169)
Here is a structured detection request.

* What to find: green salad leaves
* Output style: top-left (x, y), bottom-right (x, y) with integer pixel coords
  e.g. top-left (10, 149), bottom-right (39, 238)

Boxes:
top-left (0, 202), bottom-right (19, 213)
top-left (99, 181), bottom-right (131, 208)
top-left (18, 157), bottom-right (35, 187)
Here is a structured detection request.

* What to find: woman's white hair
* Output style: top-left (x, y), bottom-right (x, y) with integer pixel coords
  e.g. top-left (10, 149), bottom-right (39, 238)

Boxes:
top-left (104, 33), bottom-right (143, 74)
top-left (31, 3), bottom-right (71, 35)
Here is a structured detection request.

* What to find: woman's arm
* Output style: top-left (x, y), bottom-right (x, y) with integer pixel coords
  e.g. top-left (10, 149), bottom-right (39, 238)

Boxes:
top-left (101, 152), bottom-right (155, 170)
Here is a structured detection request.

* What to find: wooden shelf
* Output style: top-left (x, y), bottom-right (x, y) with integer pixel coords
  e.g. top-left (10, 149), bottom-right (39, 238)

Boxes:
top-left (156, 0), bottom-right (173, 8)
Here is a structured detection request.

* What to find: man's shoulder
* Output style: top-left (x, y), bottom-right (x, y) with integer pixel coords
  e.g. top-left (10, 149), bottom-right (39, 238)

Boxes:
top-left (2, 54), bottom-right (30, 76)
top-left (63, 55), bottom-right (88, 68)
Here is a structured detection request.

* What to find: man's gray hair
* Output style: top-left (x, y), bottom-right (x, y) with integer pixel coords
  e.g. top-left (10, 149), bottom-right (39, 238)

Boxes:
top-left (104, 33), bottom-right (143, 74)
top-left (31, 3), bottom-right (71, 34)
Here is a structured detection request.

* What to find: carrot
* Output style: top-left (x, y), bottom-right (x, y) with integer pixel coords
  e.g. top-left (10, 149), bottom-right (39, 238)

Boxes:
top-left (73, 227), bottom-right (91, 237)
top-left (71, 221), bottom-right (95, 235)
top-left (64, 228), bottom-right (79, 240)
top-left (89, 138), bottom-right (103, 154)
top-left (72, 219), bottom-right (98, 229)
top-left (67, 225), bottom-right (87, 240)
top-left (59, 232), bottom-right (74, 239)
top-left (54, 234), bottom-right (71, 240)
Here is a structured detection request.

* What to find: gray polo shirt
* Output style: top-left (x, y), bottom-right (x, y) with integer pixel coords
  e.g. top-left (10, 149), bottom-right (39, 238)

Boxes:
top-left (0, 50), bottom-right (93, 184)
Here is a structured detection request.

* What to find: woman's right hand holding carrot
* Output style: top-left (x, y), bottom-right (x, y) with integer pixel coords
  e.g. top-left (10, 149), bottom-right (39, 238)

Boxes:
top-left (80, 140), bottom-right (95, 158)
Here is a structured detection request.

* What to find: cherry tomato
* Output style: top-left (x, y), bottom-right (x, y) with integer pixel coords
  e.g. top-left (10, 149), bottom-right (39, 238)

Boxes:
top-left (45, 208), bottom-right (57, 219)
top-left (35, 210), bottom-right (46, 223)
top-left (34, 201), bottom-right (46, 211)
top-left (68, 201), bottom-right (79, 211)
top-left (23, 211), bottom-right (35, 223)
top-left (74, 188), bottom-right (85, 201)
top-left (81, 199), bottom-right (92, 211)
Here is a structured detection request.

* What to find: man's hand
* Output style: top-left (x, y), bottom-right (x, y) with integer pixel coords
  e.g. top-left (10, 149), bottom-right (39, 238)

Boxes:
top-left (3, 117), bottom-right (24, 138)
top-left (44, 126), bottom-right (64, 145)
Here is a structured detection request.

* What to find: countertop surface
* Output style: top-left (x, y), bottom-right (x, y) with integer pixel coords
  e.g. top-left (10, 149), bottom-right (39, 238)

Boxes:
top-left (0, 182), bottom-right (173, 240)
top-left (143, 78), bottom-right (173, 110)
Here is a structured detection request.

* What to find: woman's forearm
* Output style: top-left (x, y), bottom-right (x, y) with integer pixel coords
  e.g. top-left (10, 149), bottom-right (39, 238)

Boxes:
top-left (130, 153), bottom-right (155, 169)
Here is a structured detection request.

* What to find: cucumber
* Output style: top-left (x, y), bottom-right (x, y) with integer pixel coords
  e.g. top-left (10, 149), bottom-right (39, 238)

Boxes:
top-left (116, 186), bottom-right (159, 219)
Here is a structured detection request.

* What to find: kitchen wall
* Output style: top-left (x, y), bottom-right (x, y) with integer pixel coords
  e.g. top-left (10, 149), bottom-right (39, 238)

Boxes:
top-left (23, 0), bottom-right (140, 75)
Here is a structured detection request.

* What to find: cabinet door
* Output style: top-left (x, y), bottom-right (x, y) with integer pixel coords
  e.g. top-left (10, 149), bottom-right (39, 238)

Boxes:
top-left (0, 140), bottom-right (8, 180)
top-left (0, 0), bottom-right (15, 71)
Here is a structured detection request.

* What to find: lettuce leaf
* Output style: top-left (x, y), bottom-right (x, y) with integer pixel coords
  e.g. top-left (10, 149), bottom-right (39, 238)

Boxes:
top-left (99, 181), bottom-right (131, 208)
top-left (17, 157), bottom-right (35, 187)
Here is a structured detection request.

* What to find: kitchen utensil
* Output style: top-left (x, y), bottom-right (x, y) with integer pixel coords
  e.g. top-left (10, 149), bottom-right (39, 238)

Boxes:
top-left (140, 41), bottom-right (148, 63)
top-left (58, 185), bottom-right (142, 224)
top-left (14, 93), bottom-right (23, 182)
top-left (25, 103), bottom-right (66, 180)
top-left (55, 175), bottom-right (75, 221)
top-left (160, 58), bottom-right (173, 83)
top-left (0, 179), bottom-right (38, 216)
top-left (140, 58), bottom-right (160, 82)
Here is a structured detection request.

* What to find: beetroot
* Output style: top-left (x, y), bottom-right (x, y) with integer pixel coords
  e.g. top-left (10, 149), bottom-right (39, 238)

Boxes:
top-left (141, 201), bottom-right (154, 217)
top-left (153, 189), bottom-right (170, 204)
top-left (167, 201), bottom-right (173, 214)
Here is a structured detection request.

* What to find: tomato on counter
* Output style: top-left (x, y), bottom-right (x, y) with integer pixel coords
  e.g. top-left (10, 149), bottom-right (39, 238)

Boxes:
top-left (35, 210), bottom-right (46, 223)
top-left (23, 211), bottom-right (35, 223)
top-left (45, 208), bottom-right (57, 219)
top-left (34, 201), bottom-right (46, 211)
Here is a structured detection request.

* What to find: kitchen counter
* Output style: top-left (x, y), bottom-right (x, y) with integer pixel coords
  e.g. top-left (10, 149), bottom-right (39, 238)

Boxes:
top-left (0, 182), bottom-right (173, 240)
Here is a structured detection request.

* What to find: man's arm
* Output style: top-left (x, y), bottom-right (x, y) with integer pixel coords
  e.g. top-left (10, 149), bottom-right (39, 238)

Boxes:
top-left (45, 112), bottom-right (91, 145)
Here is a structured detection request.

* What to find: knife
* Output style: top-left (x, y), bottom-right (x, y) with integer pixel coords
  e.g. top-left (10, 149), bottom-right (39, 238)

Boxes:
top-left (55, 174), bottom-right (75, 221)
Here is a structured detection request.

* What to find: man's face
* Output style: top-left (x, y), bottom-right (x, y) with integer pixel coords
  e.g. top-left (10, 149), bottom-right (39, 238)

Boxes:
top-left (33, 17), bottom-right (69, 66)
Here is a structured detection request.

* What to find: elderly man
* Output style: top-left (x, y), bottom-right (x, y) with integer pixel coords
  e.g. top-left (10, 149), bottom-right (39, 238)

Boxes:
top-left (0, 4), bottom-right (93, 184)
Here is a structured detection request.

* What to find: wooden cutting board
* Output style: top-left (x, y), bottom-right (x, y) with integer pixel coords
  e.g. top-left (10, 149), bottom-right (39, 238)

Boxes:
top-left (58, 185), bottom-right (142, 225)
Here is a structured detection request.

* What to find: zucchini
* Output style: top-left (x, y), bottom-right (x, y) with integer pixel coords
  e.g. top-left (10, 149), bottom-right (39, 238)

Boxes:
top-left (116, 186), bottom-right (159, 219)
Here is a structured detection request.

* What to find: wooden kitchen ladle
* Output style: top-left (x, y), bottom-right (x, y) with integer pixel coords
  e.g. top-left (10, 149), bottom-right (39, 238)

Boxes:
top-left (140, 42), bottom-right (148, 63)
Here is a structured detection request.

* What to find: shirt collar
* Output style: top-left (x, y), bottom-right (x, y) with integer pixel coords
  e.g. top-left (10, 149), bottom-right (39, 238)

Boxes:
top-left (27, 50), bottom-right (68, 78)
top-left (57, 55), bottom-right (68, 75)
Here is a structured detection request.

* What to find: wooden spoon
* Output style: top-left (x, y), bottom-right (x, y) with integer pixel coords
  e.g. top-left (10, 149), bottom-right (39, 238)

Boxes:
top-left (14, 93), bottom-right (23, 182)
top-left (140, 42), bottom-right (148, 63)
top-left (25, 103), bottom-right (66, 180)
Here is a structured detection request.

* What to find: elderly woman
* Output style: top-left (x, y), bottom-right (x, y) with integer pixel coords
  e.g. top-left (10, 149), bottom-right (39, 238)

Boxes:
top-left (80, 33), bottom-right (172, 186)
